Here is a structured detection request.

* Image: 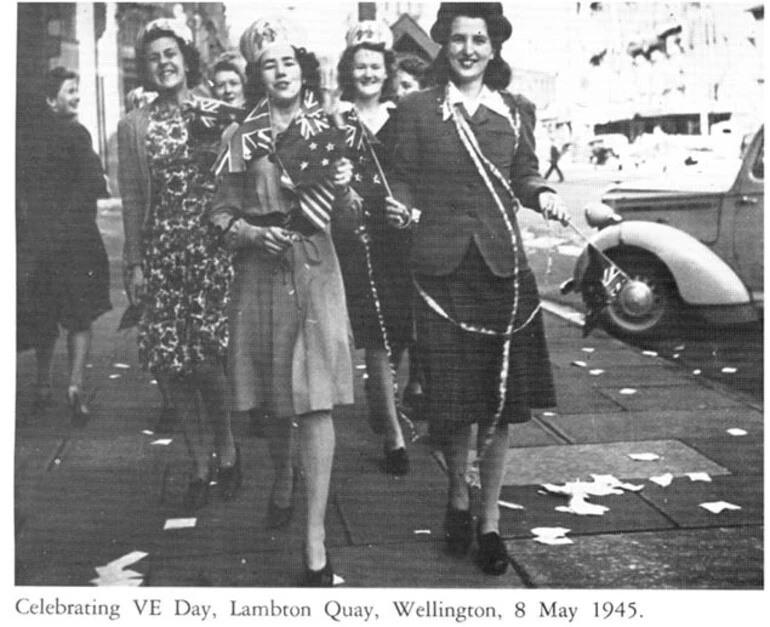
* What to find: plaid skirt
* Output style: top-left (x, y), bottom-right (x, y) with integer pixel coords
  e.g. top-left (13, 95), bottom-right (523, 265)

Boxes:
top-left (415, 243), bottom-right (556, 426)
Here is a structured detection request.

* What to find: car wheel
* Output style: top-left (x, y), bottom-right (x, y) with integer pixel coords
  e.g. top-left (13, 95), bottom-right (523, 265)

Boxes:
top-left (583, 250), bottom-right (681, 339)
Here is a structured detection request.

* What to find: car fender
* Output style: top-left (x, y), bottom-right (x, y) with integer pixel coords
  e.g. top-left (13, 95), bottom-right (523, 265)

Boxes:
top-left (573, 221), bottom-right (751, 306)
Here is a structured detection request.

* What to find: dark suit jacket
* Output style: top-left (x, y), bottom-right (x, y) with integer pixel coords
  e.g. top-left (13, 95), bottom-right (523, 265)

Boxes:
top-left (391, 85), bottom-right (553, 278)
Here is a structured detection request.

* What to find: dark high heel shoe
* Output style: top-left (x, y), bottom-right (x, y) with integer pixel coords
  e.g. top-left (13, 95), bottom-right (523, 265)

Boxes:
top-left (218, 445), bottom-right (242, 501)
top-left (444, 506), bottom-right (473, 556)
top-left (67, 386), bottom-right (90, 427)
top-left (303, 553), bottom-right (335, 587)
top-left (265, 470), bottom-right (299, 530)
top-left (383, 446), bottom-right (410, 476)
top-left (476, 526), bottom-right (510, 575)
top-left (183, 476), bottom-right (210, 513)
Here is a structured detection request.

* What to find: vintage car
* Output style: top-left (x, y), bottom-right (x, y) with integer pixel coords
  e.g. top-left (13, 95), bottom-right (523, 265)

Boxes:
top-left (562, 126), bottom-right (763, 339)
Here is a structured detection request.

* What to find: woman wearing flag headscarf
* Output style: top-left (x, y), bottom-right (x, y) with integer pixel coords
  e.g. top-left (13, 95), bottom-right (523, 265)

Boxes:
top-left (18, 67), bottom-right (111, 424)
top-left (209, 19), bottom-right (356, 586)
top-left (333, 20), bottom-right (412, 476)
top-left (118, 18), bottom-right (239, 512)
top-left (387, 3), bottom-right (569, 575)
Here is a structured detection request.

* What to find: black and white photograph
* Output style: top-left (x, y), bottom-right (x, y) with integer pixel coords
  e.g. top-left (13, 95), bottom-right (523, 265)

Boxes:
top-left (10, 0), bottom-right (765, 622)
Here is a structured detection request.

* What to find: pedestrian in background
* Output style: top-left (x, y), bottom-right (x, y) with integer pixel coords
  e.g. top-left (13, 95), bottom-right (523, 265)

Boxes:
top-left (544, 137), bottom-right (565, 182)
top-left (17, 67), bottom-right (112, 425)
top-left (209, 19), bottom-right (357, 586)
top-left (210, 53), bottom-right (247, 107)
top-left (118, 18), bottom-right (240, 512)
top-left (388, 2), bottom-right (568, 575)
top-left (333, 20), bottom-right (411, 475)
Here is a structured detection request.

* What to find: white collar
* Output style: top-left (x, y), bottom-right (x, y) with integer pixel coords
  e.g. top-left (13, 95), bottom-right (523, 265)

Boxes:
top-left (352, 100), bottom-right (395, 135)
top-left (443, 82), bottom-right (513, 126)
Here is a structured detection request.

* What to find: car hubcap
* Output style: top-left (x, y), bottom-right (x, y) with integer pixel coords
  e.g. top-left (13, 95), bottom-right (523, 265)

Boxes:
top-left (618, 279), bottom-right (656, 318)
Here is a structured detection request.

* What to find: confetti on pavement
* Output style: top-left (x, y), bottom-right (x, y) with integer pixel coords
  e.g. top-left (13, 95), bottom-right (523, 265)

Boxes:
top-left (141, 430), bottom-right (154, 436)
top-left (498, 500), bottom-right (525, 510)
top-left (413, 530), bottom-right (432, 535)
top-left (109, 374), bottom-right (122, 379)
top-left (721, 367), bottom-right (737, 374)
top-left (619, 388), bottom-right (637, 395)
top-left (532, 527), bottom-right (573, 545)
top-left (687, 472), bottom-right (712, 482)
top-left (113, 363), bottom-right (131, 369)
top-left (91, 552), bottom-right (147, 586)
top-left (650, 473), bottom-right (674, 487)
top-left (333, 574), bottom-right (345, 586)
top-left (542, 411), bottom-right (556, 417)
top-left (581, 347), bottom-right (596, 353)
top-left (150, 438), bottom-right (172, 446)
top-left (675, 344), bottom-right (685, 351)
top-left (164, 518), bottom-right (197, 530)
top-left (642, 350), bottom-right (658, 357)
top-left (699, 501), bottom-right (742, 514)
top-left (150, 380), bottom-right (158, 385)
top-left (692, 369), bottom-right (701, 375)
top-left (589, 369), bottom-right (604, 376)
top-left (571, 360), bottom-right (588, 368)
top-left (629, 452), bottom-right (661, 461)
top-left (727, 428), bottom-right (748, 436)
top-left (555, 493), bottom-right (610, 516)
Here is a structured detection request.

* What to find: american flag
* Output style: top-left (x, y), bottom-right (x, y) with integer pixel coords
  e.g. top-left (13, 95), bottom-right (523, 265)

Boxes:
top-left (341, 110), bottom-right (387, 199)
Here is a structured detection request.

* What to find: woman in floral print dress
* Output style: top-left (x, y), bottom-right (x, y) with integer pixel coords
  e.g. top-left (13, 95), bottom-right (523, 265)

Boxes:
top-left (118, 18), bottom-right (240, 512)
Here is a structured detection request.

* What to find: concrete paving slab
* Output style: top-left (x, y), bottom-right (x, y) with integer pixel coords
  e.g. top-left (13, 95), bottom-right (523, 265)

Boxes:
top-left (549, 346), bottom-right (664, 368)
top-left (598, 384), bottom-right (745, 412)
top-left (554, 364), bottom-right (693, 387)
top-left (683, 435), bottom-right (764, 476)
top-left (549, 376), bottom-right (625, 415)
top-left (498, 440), bottom-right (730, 485)
top-left (507, 526), bottom-right (763, 589)
top-left (335, 485), bottom-right (446, 546)
top-left (641, 474), bottom-right (763, 528)
top-left (543, 408), bottom-right (764, 444)
top-left (58, 434), bottom-right (167, 468)
top-left (497, 484), bottom-right (675, 539)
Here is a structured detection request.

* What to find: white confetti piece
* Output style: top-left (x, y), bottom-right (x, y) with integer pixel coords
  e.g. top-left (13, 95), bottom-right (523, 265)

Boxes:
top-left (571, 360), bottom-right (588, 368)
top-left (86, 363), bottom-right (94, 369)
top-left (629, 452), bottom-right (661, 461)
top-left (141, 430), bottom-right (154, 436)
top-left (109, 374), bottom-right (122, 379)
top-left (113, 363), bottom-right (131, 369)
top-left (589, 369), bottom-right (604, 376)
top-left (150, 438), bottom-right (172, 446)
top-left (642, 350), bottom-right (658, 357)
top-left (498, 500), bottom-right (525, 510)
top-left (333, 574), bottom-right (345, 586)
top-left (581, 347), bottom-right (596, 353)
top-left (692, 369), bottom-right (702, 375)
top-left (91, 552), bottom-right (147, 586)
top-left (413, 529), bottom-right (432, 535)
top-left (721, 367), bottom-right (737, 374)
top-left (150, 379), bottom-right (158, 385)
top-left (532, 527), bottom-right (573, 545)
top-left (555, 493), bottom-right (610, 516)
top-left (727, 428), bottom-right (748, 436)
top-left (355, 365), bottom-right (366, 370)
top-left (650, 473), bottom-right (674, 487)
top-left (163, 517), bottom-right (197, 530)
top-left (675, 344), bottom-right (685, 351)
top-left (687, 472), bottom-right (712, 482)
top-left (699, 501), bottom-right (742, 514)
top-left (542, 411), bottom-right (556, 417)
top-left (672, 353), bottom-right (680, 359)
top-left (589, 474), bottom-right (644, 492)
top-left (619, 388), bottom-right (637, 395)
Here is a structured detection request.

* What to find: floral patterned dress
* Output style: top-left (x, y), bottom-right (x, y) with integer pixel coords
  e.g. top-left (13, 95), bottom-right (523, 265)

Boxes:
top-left (138, 101), bottom-right (232, 377)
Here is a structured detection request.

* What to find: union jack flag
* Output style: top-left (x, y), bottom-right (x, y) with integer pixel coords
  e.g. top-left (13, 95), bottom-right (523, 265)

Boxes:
top-left (582, 244), bottom-right (629, 337)
top-left (183, 96), bottom-right (246, 141)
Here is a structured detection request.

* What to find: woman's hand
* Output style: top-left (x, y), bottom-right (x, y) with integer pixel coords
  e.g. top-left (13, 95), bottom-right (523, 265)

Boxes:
top-left (254, 226), bottom-right (295, 256)
top-left (124, 264), bottom-right (145, 306)
top-left (538, 191), bottom-right (570, 226)
top-left (385, 196), bottom-right (412, 229)
top-left (332, 158), bottom-right (354, 193)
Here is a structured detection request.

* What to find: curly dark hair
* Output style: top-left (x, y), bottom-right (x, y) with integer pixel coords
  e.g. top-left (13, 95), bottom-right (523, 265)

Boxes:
top-left (45, 66), bottom-right (78, 100)
top-left (425, 45), bottom-right (511, 91)
top-left (137, 29), bottom-right (202, 92)
top-left (394, 54), bottom-right (430, 88)
top-left (337, 43), bottom-right (395, 102)
top-left (243, 47), bottom-right (321, 108)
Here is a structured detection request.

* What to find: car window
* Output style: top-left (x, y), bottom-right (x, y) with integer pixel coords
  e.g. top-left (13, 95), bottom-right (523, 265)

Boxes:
top-left (751, 136), bottom-right (764, 180)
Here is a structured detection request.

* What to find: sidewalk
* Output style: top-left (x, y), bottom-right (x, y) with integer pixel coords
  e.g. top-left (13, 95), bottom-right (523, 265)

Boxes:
top-left (14, 204), bottom-right (763, 590)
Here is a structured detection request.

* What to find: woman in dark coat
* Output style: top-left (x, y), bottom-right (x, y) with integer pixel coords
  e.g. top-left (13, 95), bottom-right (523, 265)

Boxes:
top-left (18, 67), bottom-right (111, 424)
top-left (387, 3), bottom-right (569, 575)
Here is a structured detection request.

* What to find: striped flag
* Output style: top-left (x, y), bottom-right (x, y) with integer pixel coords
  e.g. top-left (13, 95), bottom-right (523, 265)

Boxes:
top-left (582, 244), bottom-right (629, 337)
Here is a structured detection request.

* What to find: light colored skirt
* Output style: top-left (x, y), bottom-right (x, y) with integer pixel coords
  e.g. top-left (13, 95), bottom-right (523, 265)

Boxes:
top-left (227, 232), bottom-right (354, 418)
